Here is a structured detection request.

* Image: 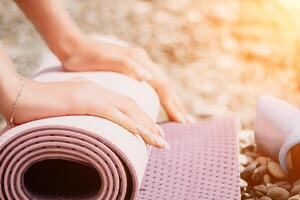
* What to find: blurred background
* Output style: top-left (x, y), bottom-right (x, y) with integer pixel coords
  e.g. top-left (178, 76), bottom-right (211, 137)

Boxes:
top-left (0, 0), bottom-right (300, 129)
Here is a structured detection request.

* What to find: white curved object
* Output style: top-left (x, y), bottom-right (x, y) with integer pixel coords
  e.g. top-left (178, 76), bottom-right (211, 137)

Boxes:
top-left (255, 95), bottom-right (300, 172)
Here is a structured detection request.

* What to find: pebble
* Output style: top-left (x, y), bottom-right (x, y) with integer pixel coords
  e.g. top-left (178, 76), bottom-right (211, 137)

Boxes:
top-left (275, 181), bottom-right (292, 191)
top-left (240, 154), bottom-right (254, 166)
top-left (254, 184), bottom-right (267, 194)
top-left (241, 162), bottom-right (258, 180)
top-left (266, 183), bottom-right (277, 189)
top-left (242, 192), bottom-right (252, 199)
top-left (266, 187), bottom-right (290, 200)
top-left (268, 161), bottom-right (288, 180)
top-left (240, 178), bottom-right (248, 188)
top-left (263, 174), bottom-right (272, 184)
top-left (291, 184), bottom-right (300, 196)
top-left (241, 144), bottom-right (256, 153)
top-left (259, 196), bottom-right (272, 200)
top-left (289, 194), bottom-right (300, 200)
top-left (256, 156), bottom-right (269, 166)
top-left (246, 162), bottom-right (258, 171)
top-left (252, 165), bottom-right (268, 184)
top-left (244, 151), bottom-right (259, 158)
top-left (293, 179), bottom-right (300, 187)
top-left (240, 165), bottom-right (245, 173)
top-left (255, 191), bottom-right (265, 198)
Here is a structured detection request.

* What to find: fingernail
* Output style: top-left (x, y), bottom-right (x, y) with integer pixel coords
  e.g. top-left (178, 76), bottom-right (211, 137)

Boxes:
top-left (175, 112), bottom-right (187, 123)
top-left (155, 124), bottom-right (165, 137)
top-left (136, 125), bottom-right (169, 148)
top-left (136, 68), bottom-right (152, 81)
top-left (186, 115), bottom-right (196, 123)
top-left (163, 141), bottom-right (171, 149)
top-left (153, 135), bottom-right (170, 149)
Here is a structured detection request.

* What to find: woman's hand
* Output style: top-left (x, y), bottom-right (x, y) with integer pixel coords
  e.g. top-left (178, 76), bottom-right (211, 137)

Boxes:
top-left (15, 0), bottom-right (192, 123)
top-left (2, 78), bottom-right (168, 148)
top-left (62, 38), bottom-right (193, 123)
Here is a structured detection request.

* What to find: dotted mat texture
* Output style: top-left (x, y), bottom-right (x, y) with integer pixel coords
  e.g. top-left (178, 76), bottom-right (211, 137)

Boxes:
top-left (138, 118), bottom-right (241, 200)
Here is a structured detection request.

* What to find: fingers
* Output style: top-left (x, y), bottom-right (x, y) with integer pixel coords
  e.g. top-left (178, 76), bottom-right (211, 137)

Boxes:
top-left (108, 107), bottom-right (168, 148)
top-left (134, 67), bottom-right (153, 81)
top-left (114, 47), bottom-right (153, 81)
top-left (172, 96), bottom-right (196, 123)
top-left (115, 97), bottom-right (169, 148)
top-left (156, 83), bottom-right (193, 123)
top-left (155, 124), bottom-right (166, 137)
top-left (171, 92), bottom-right (196, 123)
top-left (136, 125), bottom-right (169, 149)
top-left (127, 54), bottom-right (193, 124)
top-left (123, 58), bottom-right (152, 81)
top-left (161, 95), bottom-right (187, 123)
top-left (81, 86), bottom-right (169, 148)
top-left (125, 48), bottom-right (197, 124)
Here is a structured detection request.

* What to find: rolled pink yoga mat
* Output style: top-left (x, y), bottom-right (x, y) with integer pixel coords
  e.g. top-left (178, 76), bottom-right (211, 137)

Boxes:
top-left (0, 117), bottom-right (240, 200)
top-left (0, 65), bottom-right (158, 200)
top-left (0, 38), bottom-right (240, 200)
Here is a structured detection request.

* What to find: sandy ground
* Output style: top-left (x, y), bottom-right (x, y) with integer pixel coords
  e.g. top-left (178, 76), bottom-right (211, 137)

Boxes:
top-left (1, 0), bottom-right (300, 199)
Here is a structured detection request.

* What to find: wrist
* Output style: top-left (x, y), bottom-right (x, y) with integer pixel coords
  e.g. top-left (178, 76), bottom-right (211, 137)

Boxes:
top-left (0, 73), bottom-right (23, 120)
top-left (51, 32), bottom-right (86, 63)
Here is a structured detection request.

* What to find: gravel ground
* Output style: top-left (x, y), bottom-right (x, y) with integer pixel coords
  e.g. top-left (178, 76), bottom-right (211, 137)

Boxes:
top-left (1, 0), bottom-right (300, 199)
top-left (239, 131), bottom-right (300, 200)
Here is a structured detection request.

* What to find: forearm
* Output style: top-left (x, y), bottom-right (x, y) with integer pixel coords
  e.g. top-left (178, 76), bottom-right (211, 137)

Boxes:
top-left (0, 45), bottom-right (20, 119)
top-left (15, 0), bottom-right (85, 62)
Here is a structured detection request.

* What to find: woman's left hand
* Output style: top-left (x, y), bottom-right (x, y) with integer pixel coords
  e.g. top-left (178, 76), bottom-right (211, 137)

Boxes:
top-left (61, 38), bottom-right (193, 123)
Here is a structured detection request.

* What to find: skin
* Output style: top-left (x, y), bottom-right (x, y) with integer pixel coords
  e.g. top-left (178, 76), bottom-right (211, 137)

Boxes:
top-left (0, 47), bottom-right (168, 148)
top-left (0, 0), bottom-right (193, 148)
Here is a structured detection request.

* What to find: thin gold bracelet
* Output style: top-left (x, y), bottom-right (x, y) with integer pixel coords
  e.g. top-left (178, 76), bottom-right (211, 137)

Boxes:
top-left (7, 74), bottom-right (25, 125)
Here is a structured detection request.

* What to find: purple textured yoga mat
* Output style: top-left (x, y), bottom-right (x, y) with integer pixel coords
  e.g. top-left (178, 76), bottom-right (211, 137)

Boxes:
top-left (138, 118), bottom-right (241, 200)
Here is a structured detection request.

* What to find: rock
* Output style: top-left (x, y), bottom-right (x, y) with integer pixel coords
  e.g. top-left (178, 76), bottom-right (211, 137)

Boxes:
top-left (268, 161), bottom-right (288, 180)
top-left (259, 196), bottom-right (272, 200)
top-left (240, 165), bottom-right (245, 173)
top-left (275, 181), bottom-right (292, 191)
top-left (256, 156), bottom-right (269, 166)
top-left (289, 194), bottom-right (300, 200)
top-left (252, 165), bottom-right (268, 184)
top-left (266, 187), bottom-right (290, 200)
top-left (291, 185), bottom-right (300, 196)
top-left (255, 191), bottom-right (265, 198)
top-left (266, 183), bottom-right (277, 189)
top-left (240, 154), bottom-right (254, 166)
top-left (242, 192), bottom-right (252, 199)
top-left (263, 174), bottom-right (272, 184)
top-left (239, 130), bottom-right (255, 147)
top-left (244, 151), bottom-right (259, 158)
top-left (241, 144), bottom-right (256, 153)
top-left (293, 179), bottom-right (300, 187)
top-left (241, 162), bottom-right (258, 180)
top-left (254, 184), bottom-right (267, 194)
top-left (240, 178), bottom-right (248, 188)
top-left (246, 162), bottom-right (258, 171)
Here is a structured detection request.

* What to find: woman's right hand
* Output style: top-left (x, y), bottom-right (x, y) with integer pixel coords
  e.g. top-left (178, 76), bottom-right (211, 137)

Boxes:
top-left (3, 77), bottom-right (168, 148)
